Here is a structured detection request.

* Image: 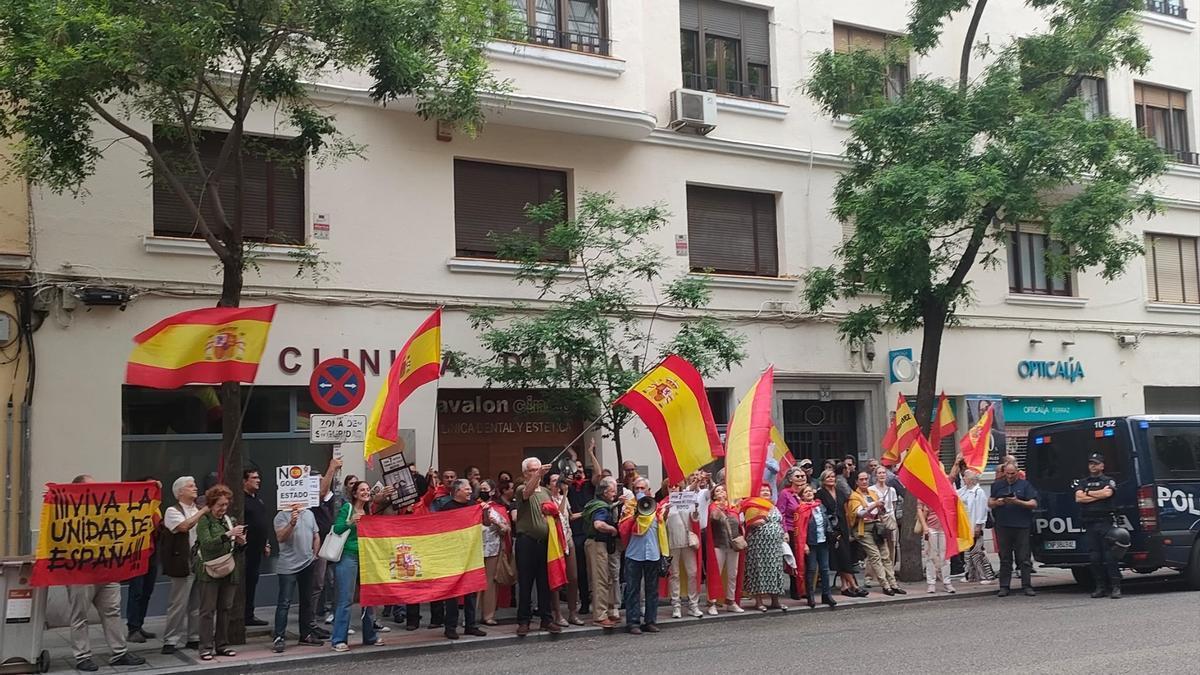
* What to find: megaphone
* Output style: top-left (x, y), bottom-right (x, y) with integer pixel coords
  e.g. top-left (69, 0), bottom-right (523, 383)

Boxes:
top-left (636, 495), bottom-right (656, 517)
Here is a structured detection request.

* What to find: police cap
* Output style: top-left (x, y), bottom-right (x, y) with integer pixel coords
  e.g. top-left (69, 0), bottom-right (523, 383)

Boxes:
top-left (1087, 453), bottom-right (1104, 464)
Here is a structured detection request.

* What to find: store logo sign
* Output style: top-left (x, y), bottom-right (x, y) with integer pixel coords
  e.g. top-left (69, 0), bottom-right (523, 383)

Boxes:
top-left (1016, 358), bottom-right (1085, 383)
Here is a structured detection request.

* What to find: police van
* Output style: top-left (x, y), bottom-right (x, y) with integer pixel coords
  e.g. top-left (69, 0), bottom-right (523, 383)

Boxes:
top-left (1026, 415), bottom-right (1200, 590)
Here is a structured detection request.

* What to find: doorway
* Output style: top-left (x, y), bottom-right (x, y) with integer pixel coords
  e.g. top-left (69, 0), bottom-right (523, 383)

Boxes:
top-left (781, 400), bottom-right (859, 464)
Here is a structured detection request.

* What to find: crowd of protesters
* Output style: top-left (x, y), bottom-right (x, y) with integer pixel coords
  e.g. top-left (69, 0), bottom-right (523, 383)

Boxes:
top-left (77, 446), bottom-right (1036, 669)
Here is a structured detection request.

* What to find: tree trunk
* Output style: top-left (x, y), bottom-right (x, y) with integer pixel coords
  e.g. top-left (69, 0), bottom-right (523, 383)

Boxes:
top-left (896, 301), bottom-right (948, 582)
top-left (225, 146), bottom-right (248, 645)
top-left (613, 428), bottom-right (624, 473)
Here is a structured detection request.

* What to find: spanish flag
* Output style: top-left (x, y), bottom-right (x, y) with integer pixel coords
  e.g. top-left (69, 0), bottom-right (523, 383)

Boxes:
top-left (725, 367), bottom-right (774, 502)
top-left (739, 496), bottom-right (775, 528)
top-left (365, 308), bottom-right (442, 458)
top-left (881, 393), bottom-right (919, 467)
top-left (929, 392), bottom-right (958, 453)
top-left (543, 501), bottom-right (568, 591)
top-left (614, 355), bottom-right (723, 485)
top-left (125, 305), bottom-right (276, 389)
top-left (770, 425), bottom-right (795, 484)
top-left (960, 405), bottom-right (993, 473)
top-left (357, 506), bottom-right (486, 605)
top-left (897, 435), bottom-right (973, 558)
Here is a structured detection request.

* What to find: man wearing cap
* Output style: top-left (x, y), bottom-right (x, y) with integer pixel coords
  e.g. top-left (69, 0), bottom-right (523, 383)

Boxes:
top-left (798, 459), bottom-right (817, 489)
top-left (1073, 453), bottom-right (1121, 599)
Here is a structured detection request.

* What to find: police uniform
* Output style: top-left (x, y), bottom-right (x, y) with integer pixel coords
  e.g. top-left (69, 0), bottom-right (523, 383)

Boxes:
top-left (1072, 454), bottom-right (1120, 595)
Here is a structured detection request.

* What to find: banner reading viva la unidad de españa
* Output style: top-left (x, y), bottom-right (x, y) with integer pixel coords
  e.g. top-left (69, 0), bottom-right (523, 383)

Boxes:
top-left (32, 481), bottom-right (162, 587)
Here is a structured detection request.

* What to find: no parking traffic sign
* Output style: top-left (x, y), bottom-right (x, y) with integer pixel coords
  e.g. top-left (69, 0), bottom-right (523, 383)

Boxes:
top-left (309, 358), bottom-right (365, 414)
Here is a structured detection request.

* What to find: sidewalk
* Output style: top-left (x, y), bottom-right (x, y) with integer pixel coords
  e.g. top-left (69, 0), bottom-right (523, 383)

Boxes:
top-left (37, 568), bottom-right (1077, 674)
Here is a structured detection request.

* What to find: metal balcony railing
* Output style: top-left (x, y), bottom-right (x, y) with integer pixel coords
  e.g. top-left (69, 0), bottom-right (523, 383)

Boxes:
top-left (1145, 0), bottom-right (1188, 20)
top-left (514, 23), bottom-right (611, 56)
top-left (682, 72), bottom-right (779, 103)
top-left (1168, 149), bottom-right (1200, 165)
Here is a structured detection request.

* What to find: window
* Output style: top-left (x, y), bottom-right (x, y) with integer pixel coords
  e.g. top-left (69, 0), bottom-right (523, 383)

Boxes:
top-left (152, 130), bottom-right (305, 244)
top-left (1079, 76), bottom-right (1108, 120)
top-left (507, 0), bottom-right (609, 55)
top-left (1145, 233), bottom-right (1200, 304)
top-left (1145, 0), bottom-right (1189, 20)
top-left (1134, 83), bottom-right (1195, 165)
top-left (679, 0), bottom-right (774, 102)
top-left (706, 388), bottom-right (732, 437)
top-left (1149, 426), bottom-right (1200, 481)
top-left (686, 185), bottom-right (778, 277)
top-left (453, 159), bottom-right (568, 260)
top-left (1007, 228), bottom-right (1072, 296)
top-left (833, 24), bottom-right (909, 104)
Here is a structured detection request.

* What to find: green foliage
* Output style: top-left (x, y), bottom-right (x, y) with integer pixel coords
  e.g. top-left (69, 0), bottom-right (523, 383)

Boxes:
top-left (459, 192), bottom-right (747, 450)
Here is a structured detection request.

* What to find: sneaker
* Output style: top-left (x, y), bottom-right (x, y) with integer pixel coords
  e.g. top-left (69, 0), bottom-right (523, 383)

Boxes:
top-left (1110, 587), bottom-right (1122, 599)
top-left (75, 659), bottom-right (98, 672)
top-left (273, 637), bottom-right (285, 653)
top-left (348, 628), bottom-right (355, 635)
top-left (927, 585), bottom-right (937, 594)
top-left (464, 627), bottom-right (487, 637)
top-left (373, 621), bottom-right (391, 633)
top-left (110, 653), bottom-right (146, 667)
top-left (979, 579), bottom-right (996, 585)
top-left (127, 629), bottom-right (146, 643)
top-left (729, 603), bottom-right (744, 613)
top-left (298, 635), bottom-right (324, 646)
top-left (311, 626), bottom-right (331, 639)
top-left (945, 585), bottom-right (956, 594)
top-left (160, 644), bottom-right (177, 655)
top-left (1023, 587), bottom-right (1037, 597)
top-left (688, 606), bottom-right (703, 618)
top-left (324, 614), bottom-right (334, 625)
top-left (670, 607), bottom-right (682, 619)
top-left (246, 616), bottom-right (269, 627)
top-left (707, 605), bottom-right (718, 616)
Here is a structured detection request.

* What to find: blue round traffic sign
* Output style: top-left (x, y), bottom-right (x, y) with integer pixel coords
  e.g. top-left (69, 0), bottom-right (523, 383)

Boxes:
top-left (309, 358), bottom-right (365, 414)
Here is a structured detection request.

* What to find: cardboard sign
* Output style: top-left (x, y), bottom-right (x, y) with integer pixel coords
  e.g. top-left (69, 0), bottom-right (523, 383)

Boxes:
top-left (379, 452), bottom-right (420, 510)
top-left (669, 491), bottom-right (698, 508)
top-left (276, 465), bottom-right (318, 509)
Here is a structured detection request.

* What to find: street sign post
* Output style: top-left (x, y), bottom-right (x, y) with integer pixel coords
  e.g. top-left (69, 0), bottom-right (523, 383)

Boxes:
top-left (310, 414), bottom-right (366, 444)
top-left (309, 358), bottom-right (366, 415)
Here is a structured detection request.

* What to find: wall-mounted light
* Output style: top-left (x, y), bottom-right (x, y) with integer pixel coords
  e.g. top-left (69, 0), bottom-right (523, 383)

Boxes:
top-left (1061, 339), bottom-right (1075, 346)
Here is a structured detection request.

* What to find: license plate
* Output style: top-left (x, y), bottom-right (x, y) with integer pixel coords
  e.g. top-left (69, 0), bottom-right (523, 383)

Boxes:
top-left (1044, 540), bottom-right (1076, 550)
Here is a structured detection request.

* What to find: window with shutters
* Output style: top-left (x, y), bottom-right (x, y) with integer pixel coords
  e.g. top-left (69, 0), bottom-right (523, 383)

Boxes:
top-left (453, 159), bottom-right (568, 261)
top-left (152, 129), bottom-right (305, 245)
top-left (1134, 83), bottom-right (1195, 165)
top-left (833, 24), bottom-right (909, 109)
top-left (1079, 76), bottom-right (1108, 120)
top-left (1145, 233), bottom-right (1200, 304)
top-left (679, 0), bottom-right (775, 102)
top-left (506, 0), bottom-right (610, 55)
top-left (1006, 226), bottom-right (1072, 296)
top-left (686, 185), bottom-right (778, 277)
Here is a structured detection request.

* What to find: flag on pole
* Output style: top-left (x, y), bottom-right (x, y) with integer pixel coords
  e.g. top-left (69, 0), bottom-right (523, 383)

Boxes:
top-left (725, 367), bottom-right (775, 502)
top-left (365, 308), bottom-right (442, 459)
top-left (613, 354), bottom-right (723, 484)
top-left (544, 501), bottom-right (568, 590)
top-left (929, 392), bottom-right (958, 452)
top-left (960, 405), bottom-right (994, 473)
top-left (897, 435), bottom-right (974, 558)
top-left (770, 425), bottom-right (795, 485)
top-left (357, 506), bottom-right (486, 605)
top-left (125, 305), bottom-right (276, 389)
top-left (881, 393), bottom-right (919, 467)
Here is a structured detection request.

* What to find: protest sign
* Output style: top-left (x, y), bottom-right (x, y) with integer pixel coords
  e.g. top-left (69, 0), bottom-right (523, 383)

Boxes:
top-left (379, 452), bottom-right (419, 509)
top-left (669, 491), bottom-right (698, 509)
top-left (32, 481), bottom-right (161, 587)
top-left (276, 465), bottom-right (318, 509)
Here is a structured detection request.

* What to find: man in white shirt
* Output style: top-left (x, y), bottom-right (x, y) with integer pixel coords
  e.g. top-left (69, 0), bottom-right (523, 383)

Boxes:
top-left (272, 504), bottom-right (323, 652)
top-left (958, 470), bottom-right (995, 584)
top-left (161, 476), bottom-right (208, 655)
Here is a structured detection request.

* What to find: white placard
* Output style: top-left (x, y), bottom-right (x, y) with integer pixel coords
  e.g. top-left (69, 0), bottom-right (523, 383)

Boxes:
top-left (310, 414), bottom-right (366, 444)
top-left (669, 491), bottom-right (698, 508)
top-left (276, 465), bottom-right (316, 509)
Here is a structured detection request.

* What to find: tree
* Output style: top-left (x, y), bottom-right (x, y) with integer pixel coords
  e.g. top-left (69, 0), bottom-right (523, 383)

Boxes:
top-left (455, 192), bottom-right (747, 468)
top-left (0, 0), bottom-right (507, 639)
top-left (803, 0), bottom-right (1166, 579)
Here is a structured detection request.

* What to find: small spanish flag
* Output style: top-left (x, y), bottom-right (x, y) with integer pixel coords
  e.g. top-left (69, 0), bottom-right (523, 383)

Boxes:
top-left (881, 393), bottom-right (919, 467)
top-left (929, 392), bottom-right (958, 452)
top-left (358, 505), bottom-right (486, 605)
top-left (960, 405), bottom-right (994, 473)
top-left (544, 501), bottom-right (568, 591)
top-left (125, 305), bottom-right (276, 389)
top-left (770, 425), bottom-right (795, 484)
top-left (897, 435), bottom-right (974, 559)
top-left (365, 308), bottom-right (442, 458)
top-left (614, 355), bottom-right (723, 485)
top-left (725, 367), bottom-right (775, 502)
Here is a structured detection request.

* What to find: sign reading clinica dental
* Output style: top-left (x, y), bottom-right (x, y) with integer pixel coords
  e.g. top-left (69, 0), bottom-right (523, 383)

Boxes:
top-left (1016, 357), bottom-right (1085, 383)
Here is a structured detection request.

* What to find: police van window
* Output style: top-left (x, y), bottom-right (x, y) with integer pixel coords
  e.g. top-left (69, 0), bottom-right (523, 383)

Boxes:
top-left (1149, 426), bottom-right (1200, 480)
top-left (1028, 426), bottom-right (1125, 492)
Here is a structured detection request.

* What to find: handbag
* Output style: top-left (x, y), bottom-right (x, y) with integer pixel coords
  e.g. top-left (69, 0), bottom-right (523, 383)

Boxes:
top-left (494, 545), bottom-right (517, 586)
top-left (731, 535), bottom-right (748, 551)
top-left (687, 531), bottom-right (700, 549)
top-left (200, 516), bottom-right (237, 579)
top-left (319, 528), bottom-right (350, 563)
top-left (914, 515), bottom-right (926, 536)
top-left (658, 554), bottom-right (673, 578)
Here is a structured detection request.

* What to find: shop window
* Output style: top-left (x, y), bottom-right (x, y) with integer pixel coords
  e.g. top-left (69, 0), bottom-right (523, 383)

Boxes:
top-left (1007, 228), bottom-right (1072, 296)
top-left (1145, 233), bottom-right (1200, 304)
top-left (453, 159), bottom-right (568, 261)
top-left (686, 185), bottom-right (779, 277)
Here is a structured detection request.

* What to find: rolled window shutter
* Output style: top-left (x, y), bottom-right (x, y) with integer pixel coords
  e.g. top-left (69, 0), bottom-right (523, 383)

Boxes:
top-left (1150, 234), bottom-right (1185, 303)
top-left (741, 6), bottom-right (770, 64)
top-left (1136, 83), bottom-right (1171, 108)
top-left (686, 185), bottom-right (778, 277)
top-left (1182, 236), bottom-right (1200, 303)
top-left (680, 0), bottom-right (700, 31)
top-left (453, 159), bottom-right (567, 260)
top-left (752, 191), bottom-right (778, 276)
top-left (702, 0), bottom-right (741, 38)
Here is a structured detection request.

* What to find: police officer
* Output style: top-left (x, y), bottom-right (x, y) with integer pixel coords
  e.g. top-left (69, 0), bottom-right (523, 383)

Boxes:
top-left (1072, 453), bottom-right (1121, 599)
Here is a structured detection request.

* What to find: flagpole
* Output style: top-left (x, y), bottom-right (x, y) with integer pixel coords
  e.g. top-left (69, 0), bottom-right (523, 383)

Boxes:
top-left (546, 409), bottom-right (608, 468)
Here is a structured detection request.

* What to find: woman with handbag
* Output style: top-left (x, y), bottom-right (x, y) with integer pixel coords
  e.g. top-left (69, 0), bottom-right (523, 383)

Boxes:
top-left (704, 484), bottom-right (745, 615)
top-left (817, 470), bottom-right (867, 598)
top-left (329, 481), bottom-right (384, 652)
top-left (847, 472), bottom-right (902, 596)
top-left (194, 484), bottom-right (245, 661)
top-left (478, 480), bottom-right (512, 626)
top-left (796, 486), bottom-right (837, 609)
top-left (742, 485), bottom-right (789, 612)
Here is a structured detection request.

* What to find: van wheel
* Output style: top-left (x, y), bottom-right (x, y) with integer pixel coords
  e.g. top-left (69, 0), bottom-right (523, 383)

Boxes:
top-left (1185, 541), bottom-right (1200, 591)
top-left (1070, 567), bottom-right (1094, 589)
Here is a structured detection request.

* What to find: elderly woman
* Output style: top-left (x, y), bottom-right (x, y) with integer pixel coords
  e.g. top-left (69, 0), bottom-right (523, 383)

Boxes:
top-left (777, 467), bottom-right (806, 599)
top-left (194, 484), bottom-right (245, 661)
top-left (743, 484), bottom-right (789, 612)
top-left (161, 476), bottom-right (208, 654)
top-left (848, 471), bottom-right (901, 596)
top-left (665, 481), bottom-right (702, 618)
top-left (705, 484), bottom-right (744, 614)
top-left (817, 469), bottom-right (867, 597)
top-left (478, 479), bottom-right (511, 625)
top-left (958, 469), bottom-right (995, 584)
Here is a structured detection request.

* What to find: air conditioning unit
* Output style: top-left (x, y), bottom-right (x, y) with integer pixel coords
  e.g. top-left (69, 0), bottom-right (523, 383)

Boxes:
top-left (669, 89), bottom-right (717, 135)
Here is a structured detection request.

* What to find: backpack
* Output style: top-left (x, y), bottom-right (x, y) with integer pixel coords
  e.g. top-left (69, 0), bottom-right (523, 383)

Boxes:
top-left (159, 506), bottom-right (192, 578)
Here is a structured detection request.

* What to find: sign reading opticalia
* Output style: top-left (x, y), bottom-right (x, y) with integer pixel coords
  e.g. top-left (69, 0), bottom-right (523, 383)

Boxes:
top-left (1003, 398), bottom-right (1095, 424)
top-left (1017, 357), bottom-right (1085, 383)
top-left (276, 465), bottom-right (319, 509)
top-left (310, 414), bottom-right (367, 444)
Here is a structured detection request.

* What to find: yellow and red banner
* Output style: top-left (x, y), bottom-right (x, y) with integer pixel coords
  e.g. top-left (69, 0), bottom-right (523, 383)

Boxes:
top-left (960, 405), bottom-right (994, 473)
top-left (32, 481), bottom-right (161, 587)
top-left (929, 392), bottom-right (958, 452)
top-left (125, 305), bottom-right (276, 389)
top-left (614, 354), bottom-right (723, 484)
top-left (365, 308), bottom-right (442, 458)
top-left (896, 435), bottom-right (973, 558)
top-left (725, 367), bottom-right (775, 502)
top-left (544, 501), bottom-right (567, 591)
top-left (881, 393), bottom-right (919, 467)
top-left (770, 425), bottom-right (795, 484)
top-left (358, 505), bottom-right (486, 605)
top-left (739, 496), bottom-right (775, 528)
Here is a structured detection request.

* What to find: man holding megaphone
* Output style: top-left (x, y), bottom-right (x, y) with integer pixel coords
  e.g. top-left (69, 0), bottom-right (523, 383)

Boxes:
top-left (618, 477), bottom-right (670, 636)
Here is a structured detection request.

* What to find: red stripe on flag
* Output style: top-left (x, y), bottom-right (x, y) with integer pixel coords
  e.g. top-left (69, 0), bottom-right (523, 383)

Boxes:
top-left (359, 568), bottom-right (487, 606)
top-left (132, 305), bottom-right (276, 343)
top-left (357, 509), bottom-right (482, 538)
top-left (125, 360), bottom-right (263, 389)
top-left (613, 392), bottom-right (689, 485)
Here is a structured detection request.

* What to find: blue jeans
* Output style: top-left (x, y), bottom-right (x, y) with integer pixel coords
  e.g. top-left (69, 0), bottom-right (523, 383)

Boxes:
top-left (331, 553), bottom-right (378, 646)
top-left (804, 542), bottom-right (832, 599)
top-left (125, 563), bottom-right (157, 631)
top-left (274, 561), bottom-right (315, 641)
top-left (622, 558), bottom-right (659, 627)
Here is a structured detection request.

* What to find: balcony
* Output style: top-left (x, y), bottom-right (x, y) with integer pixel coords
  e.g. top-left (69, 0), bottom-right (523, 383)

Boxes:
top-left (682, 72), bottom-right (778, 104)
top-left (1145, 0), bottom-right (1189, 20)
top-left (510, 23), bottom-right (610, 57)
top-left (1168, 149), bottom-right (1200, 165)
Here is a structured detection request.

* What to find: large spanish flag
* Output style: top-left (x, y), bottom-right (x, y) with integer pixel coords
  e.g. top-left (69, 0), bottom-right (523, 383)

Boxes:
top-left (960, 405), bottom-right (994, 473)
top-left (125, 305), bottom-right (275, 389)
top-left (357, 506), bottom-right (486, 605)
top-left (613, 354), bottom-right (722, 485)
top-left (881, 393), bottom-right (919, 467)
top-left (365, 308), bottom-right (442, 458)
top-left (896, 435), bottom-right (973, 558)
top-left (543, 501), bottom-right (568, 591)
top-left (929, 392), bottom-right (958, 452)
top-left (725, 367), bottom-right (774, 502)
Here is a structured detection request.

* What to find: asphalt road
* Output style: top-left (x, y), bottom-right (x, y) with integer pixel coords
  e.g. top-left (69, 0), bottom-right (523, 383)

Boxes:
top-left (268, 577), bottom-right (1197, 674)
